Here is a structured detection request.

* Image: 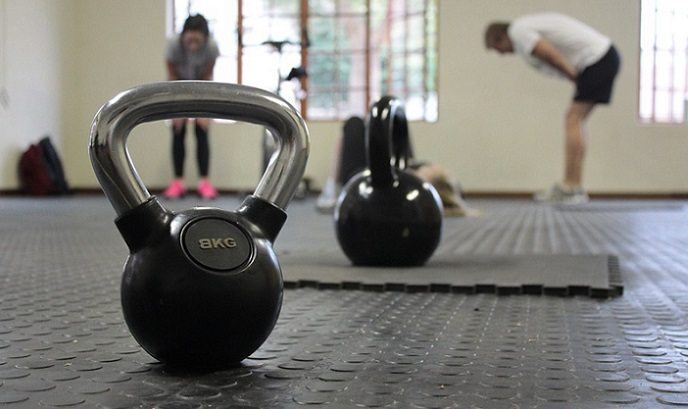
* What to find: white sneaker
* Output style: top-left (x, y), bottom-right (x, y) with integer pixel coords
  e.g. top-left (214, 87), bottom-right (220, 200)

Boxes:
top-left (534, 183), bottom-right (589, 205)
top-left (316, 177), bottom-right (341, 214)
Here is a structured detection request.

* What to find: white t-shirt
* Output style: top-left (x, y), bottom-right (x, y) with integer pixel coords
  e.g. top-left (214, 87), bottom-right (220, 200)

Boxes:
top-left (508, 13), bottom-right (611, 78)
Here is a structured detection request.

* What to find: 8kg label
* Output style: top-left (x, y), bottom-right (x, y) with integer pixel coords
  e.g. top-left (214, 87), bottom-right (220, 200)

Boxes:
top-left (198, 237), bottom-right (237, 249)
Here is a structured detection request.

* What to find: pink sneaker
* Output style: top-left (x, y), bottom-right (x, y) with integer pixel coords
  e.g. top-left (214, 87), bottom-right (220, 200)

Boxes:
top-left (163, 179), bottom-right (186, 199)
top-left (197, 179), bottom-right (218, 200)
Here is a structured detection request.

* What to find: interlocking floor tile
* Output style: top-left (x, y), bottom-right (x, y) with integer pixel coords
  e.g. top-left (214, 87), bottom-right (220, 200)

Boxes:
top-left (1, 197), bottom-right (688, 408)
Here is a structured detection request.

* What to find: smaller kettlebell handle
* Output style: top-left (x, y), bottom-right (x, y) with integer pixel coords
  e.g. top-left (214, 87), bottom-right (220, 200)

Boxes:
top-left (367, 96), bottom-right (412, 188)
top-left (89, 81), bottom-right (309, 216)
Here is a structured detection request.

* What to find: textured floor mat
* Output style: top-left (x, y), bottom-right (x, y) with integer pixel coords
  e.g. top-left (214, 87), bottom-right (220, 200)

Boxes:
top-left (0, 197), bottom-right (687, 408)
top-left (281, 253), bottom-right (622, 297)
top-left (555, 202), bottom-right (684, 212)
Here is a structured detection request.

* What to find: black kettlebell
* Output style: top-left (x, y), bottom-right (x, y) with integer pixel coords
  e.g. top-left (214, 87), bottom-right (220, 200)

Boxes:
top-left (335, 96), bottom-right (443, 266)
top-left (89, 81), bottom-right (309, 368)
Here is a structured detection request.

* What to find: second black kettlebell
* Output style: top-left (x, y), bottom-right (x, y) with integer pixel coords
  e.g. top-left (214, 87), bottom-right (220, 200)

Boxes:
top-left (89, 81), bottom-right (309, 368)
top-left (335, 96), bottom-right (442, 266)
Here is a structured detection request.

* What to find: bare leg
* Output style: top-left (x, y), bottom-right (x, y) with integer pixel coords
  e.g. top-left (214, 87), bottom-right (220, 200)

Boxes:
top-left (564, 102), bottom-right (595, 188)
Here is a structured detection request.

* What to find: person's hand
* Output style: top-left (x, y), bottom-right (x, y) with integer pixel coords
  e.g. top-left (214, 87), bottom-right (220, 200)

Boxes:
top-left (532, 40), bottom-right (578, 83)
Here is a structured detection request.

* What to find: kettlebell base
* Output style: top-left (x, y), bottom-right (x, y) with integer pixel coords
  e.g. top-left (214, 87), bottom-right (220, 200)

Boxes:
top-left (335, 172), bottom-right (443, 268)
top-left (341, 223), bottom-right (442, 267)
top-left (120, 206), bottom-right (283, 370)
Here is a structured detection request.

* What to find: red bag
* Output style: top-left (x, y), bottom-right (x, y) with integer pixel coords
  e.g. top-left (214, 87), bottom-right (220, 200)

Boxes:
top-left (18, 144), bottom-right (55, 195)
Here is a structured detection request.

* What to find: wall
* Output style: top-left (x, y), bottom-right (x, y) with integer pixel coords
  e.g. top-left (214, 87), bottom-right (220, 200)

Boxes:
top-left (426, 0), bottom-right (688, 193)
top-left (62, 0), bottom-right (271, 192)
top-left (0, 0), bottom-right (71, 190)
top-left (61, 0), bottom-right (688, 193)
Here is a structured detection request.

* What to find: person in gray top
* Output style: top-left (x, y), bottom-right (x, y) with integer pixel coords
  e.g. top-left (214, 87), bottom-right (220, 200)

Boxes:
top-left (163, 14), bottom-right (220, 200)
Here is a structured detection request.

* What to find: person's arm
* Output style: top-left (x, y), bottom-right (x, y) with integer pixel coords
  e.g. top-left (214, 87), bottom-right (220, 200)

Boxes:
top-left (166, 61), bottom-right (179, 81)
top-left (201, 40), bottom-right (219, 81)
top-left (531, 39), bottom-right (578, 82)
top-left (200, 60), bottom-right (215, 81)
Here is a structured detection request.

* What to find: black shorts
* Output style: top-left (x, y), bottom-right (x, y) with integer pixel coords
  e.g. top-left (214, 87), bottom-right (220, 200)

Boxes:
top-left (574, 45), bottom-right (620, 104)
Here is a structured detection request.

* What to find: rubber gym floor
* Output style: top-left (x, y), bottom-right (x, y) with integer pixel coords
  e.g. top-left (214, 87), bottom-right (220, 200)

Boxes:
top-left (1, 196), bottom-right (688, 408)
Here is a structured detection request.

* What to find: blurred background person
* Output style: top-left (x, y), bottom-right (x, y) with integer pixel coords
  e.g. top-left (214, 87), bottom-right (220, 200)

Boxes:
top-left (163, 14), bottom-right (220, 199)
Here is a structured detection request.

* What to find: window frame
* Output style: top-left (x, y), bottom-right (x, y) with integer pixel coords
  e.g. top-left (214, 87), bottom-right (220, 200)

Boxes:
top-left (638, 0), bottom-right (688, 125)
top-left (169, 0), bottom-right (439, 122)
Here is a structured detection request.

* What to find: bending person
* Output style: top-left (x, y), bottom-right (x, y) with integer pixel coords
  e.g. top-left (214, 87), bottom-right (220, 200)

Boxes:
top-left (485, 13), bottom-right (620, 204)
top-left (163, 14), bottom-right (220, 200)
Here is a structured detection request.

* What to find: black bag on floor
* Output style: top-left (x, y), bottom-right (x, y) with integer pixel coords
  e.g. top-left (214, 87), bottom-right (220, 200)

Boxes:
top-left (39, 137), bottom-right (69, 194)
top-left (17, 136), bottom-right (69, 196)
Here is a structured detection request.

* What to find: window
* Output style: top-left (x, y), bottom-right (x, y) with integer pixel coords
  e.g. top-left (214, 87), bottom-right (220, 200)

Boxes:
top-left (640, 0), bottom-right (688, 123)
top-left (169, 0), bottom-right (438, 121)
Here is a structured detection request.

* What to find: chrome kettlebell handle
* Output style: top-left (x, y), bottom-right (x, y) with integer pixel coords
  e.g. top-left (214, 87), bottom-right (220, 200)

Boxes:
top-left (89, 81), bottom-right (309, 216)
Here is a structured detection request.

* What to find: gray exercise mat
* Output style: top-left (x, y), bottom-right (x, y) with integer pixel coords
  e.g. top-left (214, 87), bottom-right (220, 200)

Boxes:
top-left (555, 202), bottom-right (684, 212)
top-left (280, 252), bottom-right (622, 297)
